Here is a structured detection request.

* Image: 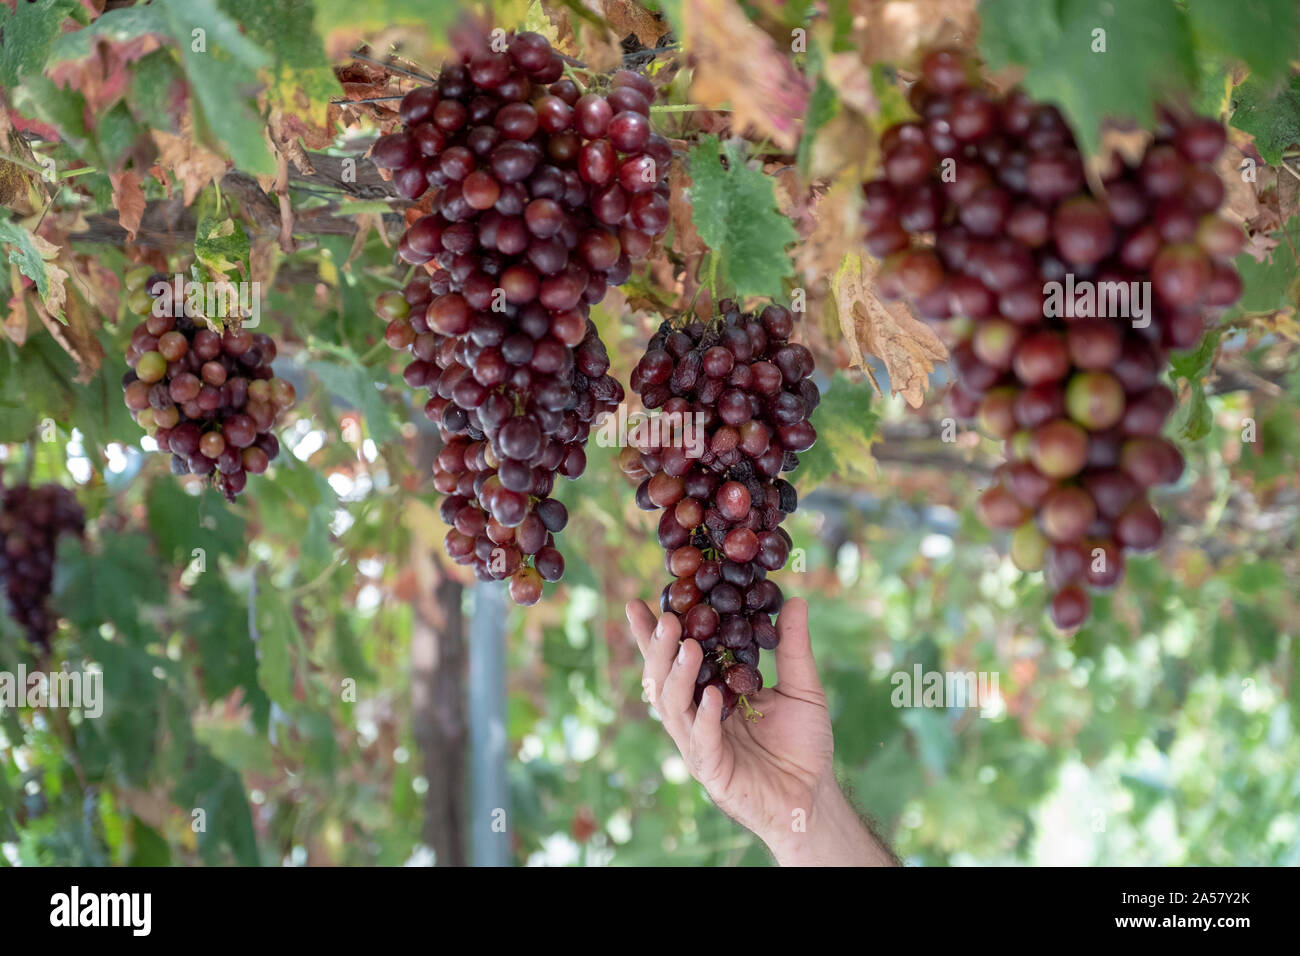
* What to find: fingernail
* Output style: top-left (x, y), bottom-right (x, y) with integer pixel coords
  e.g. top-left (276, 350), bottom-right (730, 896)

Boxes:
top-left (624, 603), bottom-right (634, 624)
top-left (675, 643), bottom-right (687, 665)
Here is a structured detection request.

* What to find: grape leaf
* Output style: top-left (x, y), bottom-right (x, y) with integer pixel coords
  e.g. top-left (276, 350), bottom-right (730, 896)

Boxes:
top-left (216, 0), bottom-right (340, 125)
top-left (1170, 327), bottom-right (1222, 442)
top-left (0, 0), bottom-right (80, 86)
top-left (45, 4), bottom-right (168, 65)
top-left (796, 371), bottom-right (879, 492)
top-left (145, 479), bottom-right (248, 568)
top-left (831, 252), bottom-right (947, 408)
top-left (979, 0), bottom-right (1197, 156)
top-left (195, 214), bottom-right (251, 280)
top-left (1230, 218), bottom-right (1300, 314)
top-left (156, 0), bottom-right (275, 176)
top-left (0, 219), bottom-right (51, 298)
top-left (796, 47), bottom-right (839, 180)
top-left (687, 135), bottom-right (797, 299)
top-left (1186, 0), bottom-right (1300, 86)
top-left (303, 357), bottom-right (401, 444)
top-left (1231, 75), bottom-right (1300, 165)
top-left (680, 0), bottom-right (809, 152)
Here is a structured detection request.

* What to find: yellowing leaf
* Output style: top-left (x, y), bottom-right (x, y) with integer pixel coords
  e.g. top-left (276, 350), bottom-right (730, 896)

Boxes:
top-left (682, 0), bottom-right (808, 152)
top-left (832, 252), bottom-right (947, 409)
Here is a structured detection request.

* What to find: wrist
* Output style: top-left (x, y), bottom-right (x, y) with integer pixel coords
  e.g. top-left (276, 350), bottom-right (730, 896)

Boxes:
top-left (761, 774), bottom-right (896, 867)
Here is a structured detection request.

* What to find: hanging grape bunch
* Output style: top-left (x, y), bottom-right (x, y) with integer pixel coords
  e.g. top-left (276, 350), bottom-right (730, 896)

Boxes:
top-left (371, 27), bottom-right (671, 605)
top-left (0, 477), bottom-right (84, 647)
top-left (862, 47), bottom-right (1244, 631)
top-left (624, 302), bottom-right (818, 720)
top-left (122, 273), bottom-right (293, 502)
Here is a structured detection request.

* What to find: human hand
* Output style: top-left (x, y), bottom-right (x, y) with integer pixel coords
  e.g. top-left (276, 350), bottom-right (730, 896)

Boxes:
top-left (627, 596), bottom-right (896, 866)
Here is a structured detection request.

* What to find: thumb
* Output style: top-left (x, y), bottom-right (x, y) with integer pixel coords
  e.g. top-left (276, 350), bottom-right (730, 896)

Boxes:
top-left (773, 598), bottom-right (824, 699)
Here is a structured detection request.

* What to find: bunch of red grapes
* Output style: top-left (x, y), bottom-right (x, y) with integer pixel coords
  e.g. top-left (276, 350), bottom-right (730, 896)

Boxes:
top-left (625, 302), bottom-right (818, 720)
top-left (122, 275), bottom-right (293, 502)
top-left (0, 479), bottom-right (84, 647)
top-left (863, 48), bottom-right (1244, 630)
top-left (371, 29), bottom-right (671, 605)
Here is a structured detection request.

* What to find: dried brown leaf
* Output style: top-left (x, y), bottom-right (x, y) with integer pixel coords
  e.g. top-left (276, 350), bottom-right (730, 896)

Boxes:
top-left (152, 127), bottom-right (228, 206)
top-left (35, 289), bottom-right (103, 384)
top-left (668, 156), bottom-right (707, 258)
top-left (109, 169), bottom-right (146, 240)
top-left (682, 0), bottom-right (808, 153)
top-left (854, 0), bottom-right (979, 66)
top-left (832, 252), bottom-right (947, 408)
top-left (1216, 143), bottom-right (1262, 225)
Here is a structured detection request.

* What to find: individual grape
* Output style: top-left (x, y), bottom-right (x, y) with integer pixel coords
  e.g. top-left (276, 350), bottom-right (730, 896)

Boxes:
top-left (1050, 585), bottom-right (1090, 631)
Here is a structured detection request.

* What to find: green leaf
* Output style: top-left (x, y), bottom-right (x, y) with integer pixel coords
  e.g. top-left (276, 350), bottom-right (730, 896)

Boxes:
top-left (145, 478), bottom-right (248, 567)
top-left (58, 533), bottom-right (167, 641)
top-left (1186, 0), bottom-right (1300, 86)
top-left (979, 0), bottom-right (1197, 155)
top-left (686, 135), bottom-right (797, 299)
top-left (1231, 75), bottom-right (1300, 165)
top-left (795, 371), bottom-right (878, 492)
top-left (11, 74), bottom-right (98, 161)
top-left (1174, 380), bottom-right (1211, 441)
top-left (0, 219), bottom-right (51, 299)
top-left (156, 0), bottom-right (275, 176)
top-left (1168, 326), bottom-right (1221, 381)
top-left (303, 356), bottom-right (400, 445)
top-left (796, 46), bottom-right (838, 180)
top-left (194, 213), bottom-right (251, 279)
top-left (127, 49), bottom-right (188, 132)
top-left (94, 102), bottom-right (144, 172)
top-left (251, 581), bottom-right (296, 710)
top-left (216, 0), bottom-right (341, 124)
top-left (0, 0), bottom-right (79, 86)
top-left (978, 0), bottom-right (1062, 72)
top-left (45, 4), bottom-right (168, 66)
top-left (185, 574), bottom-right (269, 726)
top-left (311, 0), bottom-right (459, 36)
top-left (1231, 218), bottom-right (1300, 314)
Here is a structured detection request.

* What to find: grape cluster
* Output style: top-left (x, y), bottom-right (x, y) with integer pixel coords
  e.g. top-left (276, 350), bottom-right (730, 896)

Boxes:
top-left (0, 480), bottom-right (84, 647)
top-left (372, 29), bottom-right (670, 604)
top-left (626, 302), bottom-right (818, 720)
top-left (863, 48), bottom-right (1244, 630)
top-left (122, 275), bottom-right (292, 501)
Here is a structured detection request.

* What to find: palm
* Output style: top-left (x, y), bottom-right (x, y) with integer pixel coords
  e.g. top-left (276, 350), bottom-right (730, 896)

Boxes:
top-left (709, 683), bottom-right (834, 835)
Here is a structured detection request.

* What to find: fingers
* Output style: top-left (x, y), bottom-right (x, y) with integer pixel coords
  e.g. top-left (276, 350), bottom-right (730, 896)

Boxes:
top-left (637, 609), bottom-right (695, 745)
top-left (626, 600), bottom-right (658, 657)
top-left (773, 598), bottom-right (825, 700)
top-left (687, 685), bottom-right (731, 790)
top-left (658, 637), bottom-right (702, 747)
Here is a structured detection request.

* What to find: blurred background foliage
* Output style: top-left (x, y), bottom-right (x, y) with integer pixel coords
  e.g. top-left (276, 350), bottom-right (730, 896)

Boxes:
top-left (1, 0), bottom-right (1299, 866)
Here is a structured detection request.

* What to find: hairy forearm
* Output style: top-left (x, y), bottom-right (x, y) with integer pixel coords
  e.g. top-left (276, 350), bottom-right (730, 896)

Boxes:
top-left (762, 776), bottom-right (900, 867)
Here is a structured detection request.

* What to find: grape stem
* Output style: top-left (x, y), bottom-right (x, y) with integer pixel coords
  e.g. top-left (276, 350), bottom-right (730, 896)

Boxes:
top-left (738, 694), bottom-right (763, 721)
